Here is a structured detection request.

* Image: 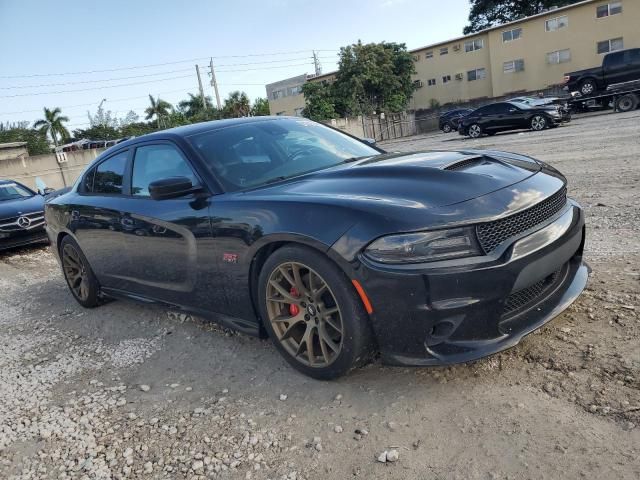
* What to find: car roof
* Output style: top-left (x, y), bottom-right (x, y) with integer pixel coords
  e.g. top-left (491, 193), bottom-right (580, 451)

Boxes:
top-left (113, 115), bottom-right (299, 150)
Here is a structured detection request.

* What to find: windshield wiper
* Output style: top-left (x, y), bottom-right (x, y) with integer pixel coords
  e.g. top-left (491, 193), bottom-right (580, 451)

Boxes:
top-left (342, 155), bottom-right (372, 163)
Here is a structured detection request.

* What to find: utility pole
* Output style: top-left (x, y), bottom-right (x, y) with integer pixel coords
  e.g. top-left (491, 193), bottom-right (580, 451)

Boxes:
top-left (195, 65), bottom-right (206, 110)
top-left (208, 58), bottom-right (222, 109)
top-left (312, 51), bottom-right (322, 76)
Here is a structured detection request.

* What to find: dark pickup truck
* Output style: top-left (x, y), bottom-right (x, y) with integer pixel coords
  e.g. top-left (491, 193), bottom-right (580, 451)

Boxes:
top-left (564, 48), bottom-right (640, 96)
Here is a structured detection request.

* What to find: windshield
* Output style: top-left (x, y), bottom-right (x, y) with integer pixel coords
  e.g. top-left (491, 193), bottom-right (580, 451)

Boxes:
top-left (0, 182), bottom-right (34, 201)
top-left (188, 118), bottom-right (381, 191)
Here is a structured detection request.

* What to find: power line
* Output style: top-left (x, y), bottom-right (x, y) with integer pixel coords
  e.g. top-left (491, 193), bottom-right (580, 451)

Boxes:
top-left (0, 68), bottom-right (194, 90)
top-left (1, 50), bottom-right (338, 79)
top-left (0, 57), bottom-right (337, 91)
top-left (0, 75), bottom-right (195, 98)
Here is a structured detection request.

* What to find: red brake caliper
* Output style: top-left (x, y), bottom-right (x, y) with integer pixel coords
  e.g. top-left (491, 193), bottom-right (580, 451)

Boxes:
top-left (289, 287), bottom-right (300, 316)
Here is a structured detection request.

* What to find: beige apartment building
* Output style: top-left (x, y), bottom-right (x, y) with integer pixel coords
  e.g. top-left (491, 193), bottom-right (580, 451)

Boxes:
top-left (267, 0), bottom-right (639, 114)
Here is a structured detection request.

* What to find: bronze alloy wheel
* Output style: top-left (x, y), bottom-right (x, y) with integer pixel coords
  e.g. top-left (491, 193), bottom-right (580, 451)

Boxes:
top-left (62, 243), bottom-right (90, 301)
top-left (266, 261), bottom-right (343, 367)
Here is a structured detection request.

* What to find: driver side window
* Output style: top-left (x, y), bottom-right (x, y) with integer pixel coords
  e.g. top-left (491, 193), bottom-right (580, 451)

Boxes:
top-left (131, 144), bottom-right (198, 196)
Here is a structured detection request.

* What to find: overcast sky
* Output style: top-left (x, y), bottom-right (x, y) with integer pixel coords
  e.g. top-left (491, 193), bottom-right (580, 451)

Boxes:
top-left (0, 0), bottom-right (470, 131)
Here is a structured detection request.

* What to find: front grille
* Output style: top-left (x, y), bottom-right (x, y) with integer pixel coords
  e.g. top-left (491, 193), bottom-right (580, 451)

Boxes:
top-left (476, 188), bottom-right (567, 253)
top-left (503, 268), bottom-right (562, 317)
top-left (0, 211), bottom-right (45, 232)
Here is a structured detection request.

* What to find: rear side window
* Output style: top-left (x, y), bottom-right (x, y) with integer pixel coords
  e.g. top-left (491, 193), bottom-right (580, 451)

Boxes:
top-left (131, 144), bottom-right (199, 196)
top-left (90, 151), bottom-right (128, 194)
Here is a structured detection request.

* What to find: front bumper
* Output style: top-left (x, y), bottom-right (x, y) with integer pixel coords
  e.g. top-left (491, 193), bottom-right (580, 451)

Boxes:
top-left (0, 227), bottom-right (49, 251)
top-left (357, 201), bottom-right (587, 366)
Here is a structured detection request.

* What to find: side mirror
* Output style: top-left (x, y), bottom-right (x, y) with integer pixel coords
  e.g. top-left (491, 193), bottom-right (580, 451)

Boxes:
top-left (149, 177), bottom-right (196, 200)
top-left (509, 108), bottom-right (517, 113)
top-left (362, 137), bottom-right (376, 146)
top-left (35, 177), bottom-right (48, 195)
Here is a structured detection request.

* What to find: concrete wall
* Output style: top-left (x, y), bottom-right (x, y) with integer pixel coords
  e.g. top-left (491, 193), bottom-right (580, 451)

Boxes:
top-left (0, 148), bottom-right (105, 191)
top-left (0, 145), bottom-right (29, 161)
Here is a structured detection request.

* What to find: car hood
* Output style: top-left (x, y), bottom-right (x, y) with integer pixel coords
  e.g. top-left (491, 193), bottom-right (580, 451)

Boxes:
top-left (245, 150), bottom-right (543, 209)
top-left (0, 194), bottom-right (44, 219)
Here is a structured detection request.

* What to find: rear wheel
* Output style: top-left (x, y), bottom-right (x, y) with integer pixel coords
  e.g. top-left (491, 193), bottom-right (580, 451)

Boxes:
top-left (530, 115), bottom-right (547, 131)
top-left (258, 245), bottom-right (374, 380)
top-left (467, 123), bottom-right (482, 138)
top-left (442, 123), bottom-right (452, 133)
top-left (60, 236), bottom-right (101, 308)
top-left (579, 79), bottom-right (597, 96)
top-left (615, 93), bottom-right (639, 112)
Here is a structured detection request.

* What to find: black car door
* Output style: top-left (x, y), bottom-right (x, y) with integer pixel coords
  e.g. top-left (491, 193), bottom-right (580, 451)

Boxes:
top-left (603, 51), bottom-right (628, 85)
top-left (108, 141), bottom-right (220, 312)
top-left (72, 149), bottom-right (132, 289)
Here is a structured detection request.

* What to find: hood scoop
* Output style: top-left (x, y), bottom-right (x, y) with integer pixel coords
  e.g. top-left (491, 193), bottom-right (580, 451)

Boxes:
top-left (443, 155), bottom-right (487, 171)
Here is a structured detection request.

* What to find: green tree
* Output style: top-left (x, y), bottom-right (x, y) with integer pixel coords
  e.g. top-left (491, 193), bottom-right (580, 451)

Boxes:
top-left (222, 91), bottom-right (251, 118)
top-left (332, 41), bottom-right (416, 116)
top-left (33, 107), bottom-right (70, 147)
top-left (464, 0), bottom-right (580, 34)
top-left (301, 82), bottom-right (337, 121)
top-left (144, 95), bottom-right (173, 128)
top-left (251, 97), bottom-right (270, 116)
top-left (71, 125), bottom-right (120, 141)
top-left (119, 121), bottom-right (156, 138)
top-left (178, 93), bottom-right (214, 118)
top-left (0, 122), bottom-right (50, 155)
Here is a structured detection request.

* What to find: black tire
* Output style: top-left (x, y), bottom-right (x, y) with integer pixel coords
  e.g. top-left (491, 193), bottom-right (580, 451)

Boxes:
top-left (258, 245), bottom-right (375, 380)
top-left (580, 79), bottom-right (597, 96)
top-left (467, 123), bottom-right (482, 138)
top-left (615, 93), bottom-right (639, 112)
top-left (442, 123), bottom-right (452, 133)
top-left (59, 236), bottom-right (102, 308)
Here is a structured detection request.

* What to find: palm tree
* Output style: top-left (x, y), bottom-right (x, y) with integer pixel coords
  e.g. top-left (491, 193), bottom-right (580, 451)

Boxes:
top-left (33, 107), bottom-right (70, 147)
top-left (223, 91), bottom-right (251, 118)
top-left (144, 95), bottom-right (173, 128)
top-left (178, 93), bottom-right (214, 118)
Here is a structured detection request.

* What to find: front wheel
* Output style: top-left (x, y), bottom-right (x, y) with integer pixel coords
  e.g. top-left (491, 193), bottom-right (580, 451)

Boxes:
top-left (442, 123), bottom-right (452, 133)
top-left (60, 236), bottom-right (102, 308)
top-left (530, 115), bottom-right (547, 131)
top-left (258, 245), bottom-right (374, 380)
top-left (580, 79), bottom-right (597, 96)
top-left (467, 123), bottom-right (482, 138)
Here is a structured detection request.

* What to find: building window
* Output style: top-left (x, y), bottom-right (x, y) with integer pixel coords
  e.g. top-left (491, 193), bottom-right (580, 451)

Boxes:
top-left (442, 75), bottom-right (451, 84)
top-left (272, 90), bottom-right (284, 100)
top-left (597, 37), bottom-right (624, 54)
top-left (289, 85), bottom-right (302, 95)
top-left (547, 49), bottom-right (571, 64)
top-left (425, 51), bottom-right (433, 59)
top-left (467, 68), bottom-right (486, 81)
top-left (545, 15), bottom-right (569, 31)
top-left (440, 47), bottom-right (448, 56)
top-left (502, 27), bottom-right (522, 42)
top-left (464, 38), bottom-right (484, 52)
top-left (503, 59), bottom-right (525, 73)
top-left (596, 2), bottom-right (622, 18)
top-left (427, 78), bottom-right (436, 86)
top-left (413, 54), bottom-right (420, 62)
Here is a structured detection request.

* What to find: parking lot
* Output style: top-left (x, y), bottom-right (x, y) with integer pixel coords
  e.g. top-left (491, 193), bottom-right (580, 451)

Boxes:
top-left (1, 111), bottom-right (639, 480)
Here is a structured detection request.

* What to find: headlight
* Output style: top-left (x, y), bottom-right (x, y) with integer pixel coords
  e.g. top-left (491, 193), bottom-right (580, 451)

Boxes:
top-left (364, 227), bottom-right (482, 264)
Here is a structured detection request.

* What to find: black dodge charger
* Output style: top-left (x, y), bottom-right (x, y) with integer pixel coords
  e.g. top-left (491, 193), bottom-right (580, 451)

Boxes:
top-left (459, 101), bottom-right (568, 138)
top-left (45, 117), bottom-right (588, 379)
top-left (0, 179), bottom-right (48, 251)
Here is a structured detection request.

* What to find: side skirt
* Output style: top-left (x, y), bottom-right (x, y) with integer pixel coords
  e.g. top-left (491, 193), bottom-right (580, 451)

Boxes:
top-left (100, 287), bottom-right (262, 337)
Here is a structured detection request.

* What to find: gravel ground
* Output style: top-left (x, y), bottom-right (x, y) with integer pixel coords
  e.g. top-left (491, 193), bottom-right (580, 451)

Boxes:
top-left (1, 111), bottom-right (639, 480)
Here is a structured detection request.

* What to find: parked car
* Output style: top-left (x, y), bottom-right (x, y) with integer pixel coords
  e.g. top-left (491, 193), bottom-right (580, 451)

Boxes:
top-left (564, 48), bottom-right (640, 96)
top-left (0, 179), bottom-right (49, 251)
top-left (508, 97), bottom-right (572, 122)
top-left (45, 117), bottom-right (588, 379)
top-left (459, 101), bottom-right (566, 138)
top-left (438, 108), bottom-right (473, 133)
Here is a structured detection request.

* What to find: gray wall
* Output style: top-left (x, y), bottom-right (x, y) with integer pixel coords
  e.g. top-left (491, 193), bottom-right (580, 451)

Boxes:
top-left (0, 148), bottom-right (105, 190)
